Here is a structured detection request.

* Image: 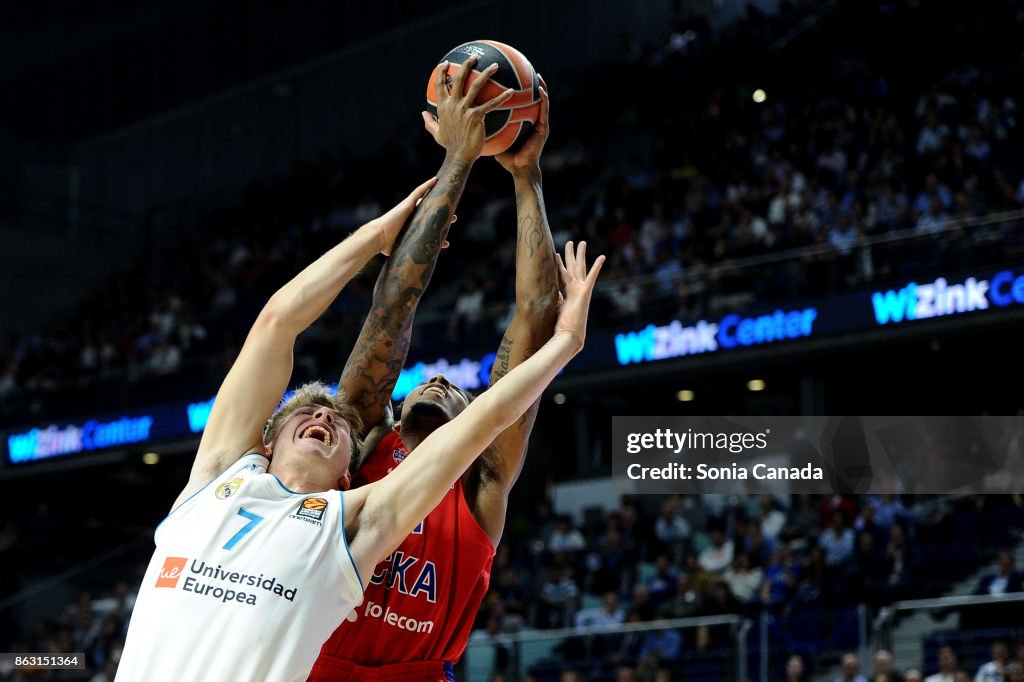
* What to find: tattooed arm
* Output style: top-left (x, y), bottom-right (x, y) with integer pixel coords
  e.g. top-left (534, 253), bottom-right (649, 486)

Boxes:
top-left (339, 56), bottom-right (513, 434)
top-left (466, 81), bottom-right (560, 546)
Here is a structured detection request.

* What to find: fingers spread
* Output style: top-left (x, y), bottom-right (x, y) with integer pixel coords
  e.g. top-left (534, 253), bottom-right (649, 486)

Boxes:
top-left (555, 252), bottom-right (569, 278)
top-left (411, 177), bottom-right (438, 202)
top-left (421, 111), bottom-right (440, 136)
top-left (452, 56), bottom-right (478, 97)
top-left (564, 241), bottom-right (576, 274)
top-left (475, 88), bottom-right (514, 114)
top-left (465, 63), bottom-right (498, 103)
top-left (538, 84), bottom-right (550, 127)
top-left (587, 254), bottom-right (606, 284)
top-left (434, 62), bottom-right (450, 102)
top-left (555, 253), bottom-right (569, 293)
top-left (576, 241), bottom-right (588, 277)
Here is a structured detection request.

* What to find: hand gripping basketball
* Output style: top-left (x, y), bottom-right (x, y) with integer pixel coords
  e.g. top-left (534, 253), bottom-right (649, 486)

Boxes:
top-left (421, 56), bottom-right (514, 164)
top-left (424, 41), bottom-right (543, 157)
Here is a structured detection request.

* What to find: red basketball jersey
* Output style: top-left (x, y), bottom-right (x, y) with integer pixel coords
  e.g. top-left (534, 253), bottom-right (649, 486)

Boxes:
top-left (311, 430), bottom-right (495, 678)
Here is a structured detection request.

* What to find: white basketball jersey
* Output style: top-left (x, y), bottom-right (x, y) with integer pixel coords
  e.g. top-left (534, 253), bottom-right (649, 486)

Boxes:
top-left (116, 454), bottom-right (363, 682)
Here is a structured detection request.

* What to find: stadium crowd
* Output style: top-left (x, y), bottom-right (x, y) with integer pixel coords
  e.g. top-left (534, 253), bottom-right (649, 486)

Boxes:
top-left (468, 492), bottom-right (1024, 681)
top-left (2, 492), bottom-right (1022, 681)
top-left (2, 0), bottom-right (1024, 425)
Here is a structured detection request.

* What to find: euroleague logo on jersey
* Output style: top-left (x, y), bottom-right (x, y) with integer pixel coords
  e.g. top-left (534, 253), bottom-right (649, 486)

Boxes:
top-left (392, 448), bottom-right (408, 464)
top-left (289, 497), bottom-right (329, 527)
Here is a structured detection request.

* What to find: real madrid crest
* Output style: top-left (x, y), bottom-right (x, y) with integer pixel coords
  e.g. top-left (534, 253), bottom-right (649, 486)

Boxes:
top-left (215, 477), bottom-right (245, 499)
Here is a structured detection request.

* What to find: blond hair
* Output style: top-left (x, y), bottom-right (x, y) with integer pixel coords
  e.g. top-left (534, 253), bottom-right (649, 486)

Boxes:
top-left (263, 381), bottom-right (364, 464)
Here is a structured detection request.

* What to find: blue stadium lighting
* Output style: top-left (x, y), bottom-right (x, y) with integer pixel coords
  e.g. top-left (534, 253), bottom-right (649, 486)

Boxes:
top-left (871, 269), bottom-right (1024, 326)
top-left (614, 308), bottom-right (818, 365)
top-left (392, 353), bottom-right (496, 401)
top-left (7, 416), bottom-right (155, 463)
top-left (186, 397), bottom-right (216, 433)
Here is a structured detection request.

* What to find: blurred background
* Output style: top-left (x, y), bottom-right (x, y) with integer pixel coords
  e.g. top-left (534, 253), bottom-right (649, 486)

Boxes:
top-left (1, 0), bottom-right (1024, 680)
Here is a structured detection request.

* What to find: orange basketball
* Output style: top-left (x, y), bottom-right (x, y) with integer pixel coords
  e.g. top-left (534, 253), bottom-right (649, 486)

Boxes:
top-left (425, 40), bottom-right (541, 156)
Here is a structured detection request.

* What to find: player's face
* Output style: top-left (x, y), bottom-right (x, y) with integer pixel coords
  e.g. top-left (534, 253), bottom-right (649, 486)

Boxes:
top-left (400, 374), bottom-right (471, 432)
top-left (272, 405), bottom-right (353, 487)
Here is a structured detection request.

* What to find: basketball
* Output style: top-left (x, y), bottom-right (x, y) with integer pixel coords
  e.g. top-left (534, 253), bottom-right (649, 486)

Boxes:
top-left (425, 40), bottom-right (541, 156)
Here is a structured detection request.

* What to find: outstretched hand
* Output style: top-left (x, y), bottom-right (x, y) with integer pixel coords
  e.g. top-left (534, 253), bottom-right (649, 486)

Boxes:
top-left (554, 241), bottom-right (605, 352)
top-left (421, 56), bottom-right (514, 164)
top-left (496, 76), bottom-right (549, 176)
top-left (370, 177), bottom-right (438, 256)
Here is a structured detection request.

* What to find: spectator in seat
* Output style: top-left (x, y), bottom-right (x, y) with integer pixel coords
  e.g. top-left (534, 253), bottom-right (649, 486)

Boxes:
top-left (646, 554), bottom-right (678, 607)
top-left (629, 584), bottom-right (657, 622)
top-left (916, 196), bottom-right (951, 233)
top-left (761, 547), bottom-right (801, 609)
top-left (855, 504), bottom-right (889, 549)
top-left (784, 494), bottom-right (821, 541)
top-left (724, 552), bottom-right (763, 604)
top-left (654, 498), bottom-right (691, 563)
top-left (967, 551), bottom-right (1024, 629)
top-left (615, 667), bottom-right (637, 682)
top-left (820, 512), bottom-right (856, 567)
top-left (637, 617), bottom-right (682, 666)
top-left (974, 639), bottom-right (1011, 682)
top-left (759, 496), bottom-right (787, 540)
top-left (873, 650), bottom-right (903, 682)
top-left (547, 515), bottom-right (587, 554)
top-left (699, 523), bottom-right (735, 575)
top-left (784, 654), bottom-right (809, 682)
top-left (974, 551), bottom-right (1023, 596)
top-left (916, 113), bottom-right (950, 156)
top-left (912, 173), bottom-right (953, 218)
top-left (659, 572), bottom-right (701, 619)
top-left (835, 652), bottom-right (868, 682)
top-left (539, 566), bottom-right (580, 629)
top-left (924, 644), bottom-right (958, 682)
top-left (574, 592), bottom-right (625, 629)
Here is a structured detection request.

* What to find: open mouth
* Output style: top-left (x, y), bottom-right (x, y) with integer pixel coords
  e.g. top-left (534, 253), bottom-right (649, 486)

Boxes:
top-left (300, 425), bottom-right (332, 447)
top-left (422, 385), bottom-right (448, 399)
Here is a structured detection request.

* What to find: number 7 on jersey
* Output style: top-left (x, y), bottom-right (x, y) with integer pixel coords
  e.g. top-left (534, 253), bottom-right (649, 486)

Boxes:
top-left (223, 508), bottom-right (264, 550)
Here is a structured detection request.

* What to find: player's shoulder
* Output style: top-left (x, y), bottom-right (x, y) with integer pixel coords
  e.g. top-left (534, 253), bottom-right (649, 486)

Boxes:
top-left (204, 453), bottom-right (271, 499)
top-left (375, 429), bottom-right (405, 453)
top-left (355, 430), bottom-right (409, 485)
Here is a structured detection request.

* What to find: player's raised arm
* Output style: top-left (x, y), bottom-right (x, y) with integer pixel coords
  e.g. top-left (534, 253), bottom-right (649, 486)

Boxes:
top-left (339, 56), bottom-right (514, 436)
top-left (469, 78), bottom-right (558, 545)
top-left (347, 242), bottom-right (604, 577)
top-left (172, 177), bottom-right (437, 510)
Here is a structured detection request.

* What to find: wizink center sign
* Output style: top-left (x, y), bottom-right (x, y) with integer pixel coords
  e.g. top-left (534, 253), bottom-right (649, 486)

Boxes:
top-left (871, 269), bottom-right (1024, 325)
top-left (613, 307), bottom-right (818, 365)
top-left (392, 353), bottom-right (496, 400)
top-left (7, 416), bottom-right (154, 463)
